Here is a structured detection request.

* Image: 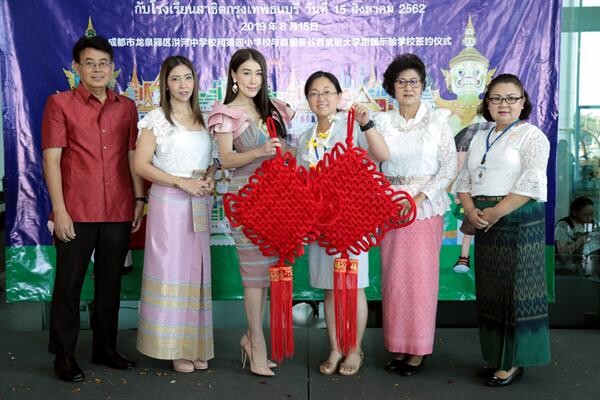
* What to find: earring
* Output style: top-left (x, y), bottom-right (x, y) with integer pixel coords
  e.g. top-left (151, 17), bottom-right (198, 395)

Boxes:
top-left (232, 81), bottom-right (238, 94)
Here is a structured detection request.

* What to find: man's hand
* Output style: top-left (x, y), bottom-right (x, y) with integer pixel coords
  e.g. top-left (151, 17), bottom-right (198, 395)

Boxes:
top-left (131, 202), bottom-right (144, 233)
top-left (54, 209), bottom-right (76, 242)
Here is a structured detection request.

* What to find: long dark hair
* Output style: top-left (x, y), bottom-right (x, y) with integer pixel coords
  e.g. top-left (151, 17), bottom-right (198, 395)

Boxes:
top-left (223, 48), bottom-right (286, 138)
top-left (159, 55), bottom-right (205, 128)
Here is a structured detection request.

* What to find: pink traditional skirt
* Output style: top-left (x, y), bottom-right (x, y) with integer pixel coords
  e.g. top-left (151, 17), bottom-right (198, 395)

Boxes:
top-left (137, 184), bottom-right (214, 361)
top-left (380, 215), bottom-right (443, 356)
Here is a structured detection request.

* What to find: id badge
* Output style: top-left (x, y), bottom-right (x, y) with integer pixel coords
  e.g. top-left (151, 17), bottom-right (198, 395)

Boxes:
top-left (474, 165), bottom-right (486, 185)
top-left (192, 198), bottom-right (209, 232)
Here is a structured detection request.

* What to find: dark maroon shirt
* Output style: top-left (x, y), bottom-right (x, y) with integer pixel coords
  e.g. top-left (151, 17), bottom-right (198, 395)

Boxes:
top-left (42, 84), bottom-right (138, 222)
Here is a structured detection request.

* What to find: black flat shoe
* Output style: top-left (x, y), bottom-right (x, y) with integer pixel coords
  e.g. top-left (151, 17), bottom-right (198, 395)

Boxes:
top-left (399, 355), bottom-right (427, 376)
top-left (384, 358), bottom-right (406, 372)
top-left (54, 355), bottom-right (85, 382)
top-left (92, 349), bottom-right (136, 369)
top-left (486, 367), bottom-right (524, 387)
top-left (476, 366), bottom-right (497, 379)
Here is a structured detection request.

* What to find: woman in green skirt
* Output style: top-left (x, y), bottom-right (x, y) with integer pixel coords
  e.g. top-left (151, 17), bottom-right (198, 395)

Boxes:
top-left (457, 74), bottom-right (550, 387)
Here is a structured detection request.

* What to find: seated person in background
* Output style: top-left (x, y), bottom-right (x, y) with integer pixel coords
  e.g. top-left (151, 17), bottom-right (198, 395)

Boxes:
top-left (555, 197), bottom-right (595, 275)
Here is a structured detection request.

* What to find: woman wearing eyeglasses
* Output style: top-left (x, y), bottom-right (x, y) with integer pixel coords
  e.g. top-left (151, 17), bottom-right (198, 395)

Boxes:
top-left (296, 71), bottom-right (389, 376)
top-left (457, 74), bottom-right (550, 387)
top-left (359, 54), bottom-right (457, 376)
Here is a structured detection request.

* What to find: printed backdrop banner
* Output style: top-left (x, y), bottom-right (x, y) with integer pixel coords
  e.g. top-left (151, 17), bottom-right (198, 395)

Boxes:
top-left (1, 0), bottom-right (560, 302)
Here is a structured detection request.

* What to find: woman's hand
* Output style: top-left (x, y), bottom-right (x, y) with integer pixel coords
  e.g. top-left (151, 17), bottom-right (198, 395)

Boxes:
top-left (199, 175), bottom-right (215, 195)
top-left (178, 178), bottom-right (211, 197)
top-left (353, 104), bottom-right (370, 126)
top-left (480, 207), bottom-right (502, 232)
top-left (255, 138), bottom-right (281, 158)
top-left (466, 208), bottom-right (489, 230)
top-left (413, 192), bottom-right (427, 208)
top-left (398, 193), bottom-right (426, 219)
top-left (398, 199), bottom-right (414, 219)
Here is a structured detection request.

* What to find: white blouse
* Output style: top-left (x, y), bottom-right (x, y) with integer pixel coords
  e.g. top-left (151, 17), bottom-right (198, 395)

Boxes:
top-left (138, 108), bottom-right (214, 177)
top-left (373, 103), bottom-right (457, 219)
top-left (455, 122), bottom-right (549, 201)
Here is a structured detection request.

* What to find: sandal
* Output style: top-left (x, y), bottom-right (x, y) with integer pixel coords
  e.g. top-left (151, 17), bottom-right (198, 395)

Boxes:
top-left (172, 359), bottom-right (194, 373)
top-left (319, 350), bottom-right (344, 375)
top-left (339, 351), bottom-right (364, 376)
top-left (453, 256), bottom-right (470, 273)
top-left (193, 360), bottom-right (208, 370)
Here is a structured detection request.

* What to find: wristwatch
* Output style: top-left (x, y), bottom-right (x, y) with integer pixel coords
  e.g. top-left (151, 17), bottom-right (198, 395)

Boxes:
top-left (360, 120), bottom-right (375, 132)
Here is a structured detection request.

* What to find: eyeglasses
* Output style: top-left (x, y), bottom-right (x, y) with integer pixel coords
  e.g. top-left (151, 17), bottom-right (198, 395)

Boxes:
top-left (394, 79), bottom-right (422, 88)
top-left (78, 60), bottom-right (113, 70)
top-left (307, 90), bottom-right (338, 100)
top-left (487, 96), bottom-right (523, 105)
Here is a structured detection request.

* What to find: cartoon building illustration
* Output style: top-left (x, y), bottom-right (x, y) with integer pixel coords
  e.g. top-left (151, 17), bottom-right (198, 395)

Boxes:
top-left (123, 65), bottom-right (160, 114)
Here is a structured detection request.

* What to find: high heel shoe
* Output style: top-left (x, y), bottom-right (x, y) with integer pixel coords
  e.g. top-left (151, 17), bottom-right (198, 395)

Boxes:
top-left (339, 350), bottom-right (364, 376)
top-left (240, 336), bottom-right (275, 377)
top-left (319, 350), bottom-right (344, 375)
top-left (240, 334), bottom-right (277, 369)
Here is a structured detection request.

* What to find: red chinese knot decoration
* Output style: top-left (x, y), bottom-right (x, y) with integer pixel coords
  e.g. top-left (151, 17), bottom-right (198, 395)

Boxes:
top-left (224, 110), bottom-right (416, 361)
top-left (224, 118), bottom-right (335, 362)
top-left (311, 108), bottom-right (416, 354)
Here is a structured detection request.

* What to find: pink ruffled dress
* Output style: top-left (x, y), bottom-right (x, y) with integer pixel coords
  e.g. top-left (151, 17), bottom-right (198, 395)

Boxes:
top-left (208, 100), bottom-right (294, 288)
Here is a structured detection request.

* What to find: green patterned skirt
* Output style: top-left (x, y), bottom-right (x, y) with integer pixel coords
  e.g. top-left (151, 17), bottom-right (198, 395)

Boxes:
top-left (474, 198), bottom-right (550, 370)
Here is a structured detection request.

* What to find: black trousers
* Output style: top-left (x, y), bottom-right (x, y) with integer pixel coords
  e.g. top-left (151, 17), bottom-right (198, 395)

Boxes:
top-left (48, 222), bottom-right (131, 357)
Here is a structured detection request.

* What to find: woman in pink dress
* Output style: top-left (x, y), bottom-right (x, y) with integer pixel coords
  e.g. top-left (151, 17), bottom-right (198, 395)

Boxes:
top-left (368, 54), bottom-right (457, 376)
top-left (208, 48), bottom-right (293, 377)
top-left (134, 56), bottom-right (215, 373)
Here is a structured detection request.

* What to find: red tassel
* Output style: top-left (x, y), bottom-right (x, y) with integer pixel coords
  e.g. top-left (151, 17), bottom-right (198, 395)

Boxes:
top-left (269, 266), bottom-right (284, 362)
top-left (345, 259), bottom-right (358, 353)
top-left (270, 263), bottom-right (294, 362)
top-left (280, 265), bottom-right (294, 358)
top-left (333, 257), bottom-right (347, 354)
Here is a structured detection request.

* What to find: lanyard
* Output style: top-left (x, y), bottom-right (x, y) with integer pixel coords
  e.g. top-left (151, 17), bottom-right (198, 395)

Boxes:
top-left (480, 119), bottom-right (520, 165)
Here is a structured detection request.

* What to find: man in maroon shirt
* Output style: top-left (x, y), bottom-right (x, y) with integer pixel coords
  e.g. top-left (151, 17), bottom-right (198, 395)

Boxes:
top-left (42, 36), bottom-right (144, 382)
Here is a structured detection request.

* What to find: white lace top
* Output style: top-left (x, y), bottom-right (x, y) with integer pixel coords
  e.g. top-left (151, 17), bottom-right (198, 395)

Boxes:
top-left (137, 108), bottom-right (214, 177)
top-left (373, 103), bottom-right (457, 219)
top-left (455, 122), bottom-right (549, 201)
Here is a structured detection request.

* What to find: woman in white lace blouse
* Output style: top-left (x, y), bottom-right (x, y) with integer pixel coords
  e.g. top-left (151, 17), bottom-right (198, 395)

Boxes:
top-left (358, 54), bottom-right (457, 376)
top-left (134, 56), bottom-right (216, 373)
top-left (457, 74), bottom-right (550, 387)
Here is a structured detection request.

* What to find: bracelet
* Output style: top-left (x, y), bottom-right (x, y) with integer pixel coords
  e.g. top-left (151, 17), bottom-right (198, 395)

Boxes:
top-left (135, 196), bottom-right (148, 203)
top-left (173, 177), bottom-right (182, 190)
top-left (359, 119), bottom-right (375, 132)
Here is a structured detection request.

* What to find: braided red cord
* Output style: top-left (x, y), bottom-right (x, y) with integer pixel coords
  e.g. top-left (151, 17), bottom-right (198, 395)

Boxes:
top-left (223, 110), bottom-right (417, 358)
top-left (313, 109), bottom-right (416, 353)
top-left (224, 116), bottom-right (335, 361)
